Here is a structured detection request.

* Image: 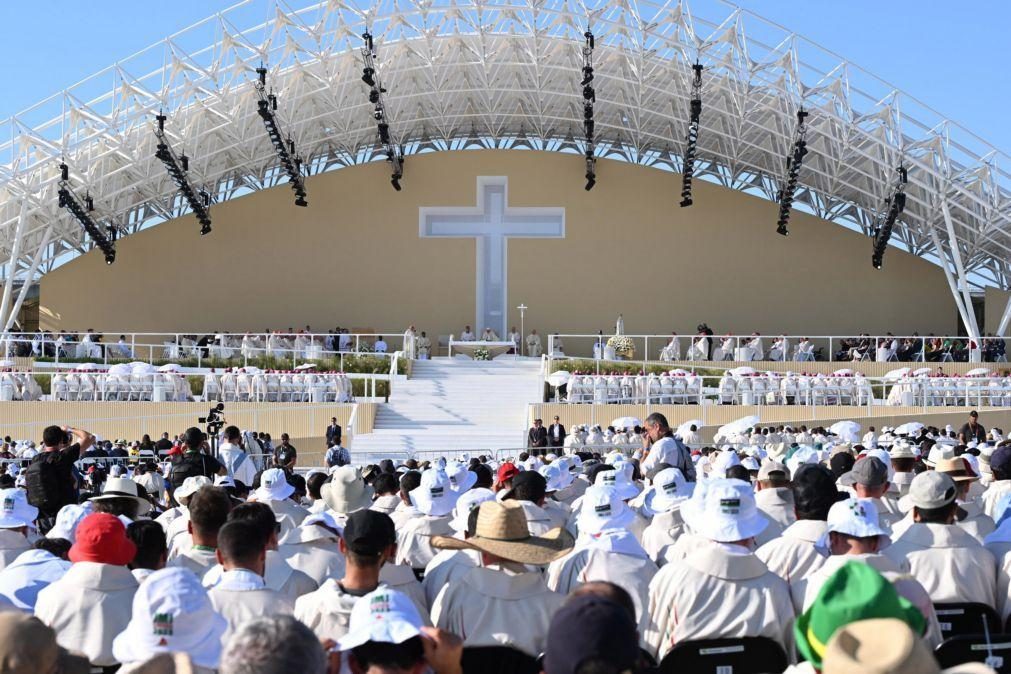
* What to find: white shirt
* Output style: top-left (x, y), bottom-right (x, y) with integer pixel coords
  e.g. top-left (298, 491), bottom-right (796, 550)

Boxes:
top-left (641, 436), bottom-right (690, 475)
top-left (218, 442), bottom-right (257, 486)
top-left (885, 522), bottom-right (997, 606)
top-left (209, 568), bottom-right (294, 642)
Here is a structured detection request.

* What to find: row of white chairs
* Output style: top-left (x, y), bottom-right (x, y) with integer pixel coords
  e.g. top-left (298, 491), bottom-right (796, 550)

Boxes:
top-left (886, 378), bottom-right (1011, 407)
top-left (0, 373), bottom-right (44, 401)
top-left (202, 373), bottom-right (354, 403)
top-left (51, 373), bottom-right (193, 402)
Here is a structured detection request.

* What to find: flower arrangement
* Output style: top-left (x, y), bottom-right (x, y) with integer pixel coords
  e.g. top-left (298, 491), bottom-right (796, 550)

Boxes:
top-left (607, 335), bottom-right (635, 359)
top-left (473, 347), bottom-right (491, 361)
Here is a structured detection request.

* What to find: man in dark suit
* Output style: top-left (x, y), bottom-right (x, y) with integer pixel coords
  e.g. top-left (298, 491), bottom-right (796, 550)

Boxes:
top-left (548, 415), bottom-right (566, 449)
top-left (326, 417), bottom-right (342, 446)
top-left (528, 418), bottom-right (548, 452)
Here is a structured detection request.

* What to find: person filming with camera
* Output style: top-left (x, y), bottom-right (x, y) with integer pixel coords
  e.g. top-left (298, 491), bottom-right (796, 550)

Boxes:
top-left (168, 426), bottom-right (227, 502)
top-left (25, 425), bottom-right (96, 533)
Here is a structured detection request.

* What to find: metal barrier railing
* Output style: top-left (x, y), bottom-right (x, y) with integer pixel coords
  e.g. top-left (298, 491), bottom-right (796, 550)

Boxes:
top-left (545, 333), bottom-right (1006, 364)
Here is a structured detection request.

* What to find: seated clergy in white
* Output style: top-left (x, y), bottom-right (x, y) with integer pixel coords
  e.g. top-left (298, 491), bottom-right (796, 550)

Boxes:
top-left (112, 567), bottom-right (227, 674)
top-left (554, 457), bottom-right (589, 506)
top-left (295, 509), bottom-right (431, 643)
top-left (430, 500), bottom-right (572, 657)
top-left (984, 494), bottom-right (1011, 623)
top-left (0, 488), bottom-right (36, 570)
top-left (884, 470), bottom-right (997, 607)
top-left (0, 539), bottom-right (71, 612)
top-left (253, 468), bottom-right (309, 530)
top-left (585, 465), bottom-right (649, 543)
top-left (423, 488), bottom-right (496, 607)
top-left (278, 511), bottom-right (346, 586)
top-left (460, 325), bottom-right (476, 341)
top-left (982, 445), bottom-right (1011, 519)
top-left (644, 478), bottom-right (794, 661)
top-left (481, 327), bottom-right (499, 341)
top-left (502, 470), bottom-right (567, 536)
top-left (396, 468), bottom-right (459, 572)
top-left (160, 476), bottom-right (213, 555)
top-left (757, 464), bottom-right (843, 601)
top-left (794, 497), bottom-right (908, 612)
top-left (640, 467), bottom-right (693, 563)
top-left (754, 460), bottom-right (796, 530)
top-left (847, 456), bottom-right (904, 530)
top-left (936, 456), bottom-right (995, 542)
top-left (167, 486), bottom-right (232, 578)
top-left (323, 465), bottom-right (376, 527)
top-left (207, 518), bottom-right (294, 643)
top-left (202, 502), bottom-right (318, 606)
top-left (35, 513), bottom-right (140, 669)
top-left (548, 485), bottom-right (658, 643)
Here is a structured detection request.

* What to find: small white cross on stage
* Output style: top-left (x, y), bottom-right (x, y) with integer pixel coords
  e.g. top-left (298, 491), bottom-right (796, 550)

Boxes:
top-left (419, 176), bottom-right (565, 337)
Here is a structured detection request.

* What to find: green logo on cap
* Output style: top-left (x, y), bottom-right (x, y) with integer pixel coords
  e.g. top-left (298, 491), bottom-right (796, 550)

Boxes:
top-left (153, 612), bottom-right (173, 636)
top-left (719, 498), bottom-right (741, 514)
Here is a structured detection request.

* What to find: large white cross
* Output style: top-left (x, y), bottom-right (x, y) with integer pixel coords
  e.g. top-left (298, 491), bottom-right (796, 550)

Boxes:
top-left (419, 176), bottom-right (565, 336)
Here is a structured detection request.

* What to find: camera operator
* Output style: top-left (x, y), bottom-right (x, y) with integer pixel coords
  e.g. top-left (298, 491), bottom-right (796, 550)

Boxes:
top-left (26, 425), bottom-right (95, 533)
top-left (168, 427), bottom-right (226, 501)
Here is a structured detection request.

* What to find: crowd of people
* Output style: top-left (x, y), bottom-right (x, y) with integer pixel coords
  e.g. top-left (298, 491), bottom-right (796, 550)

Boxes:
top-left (0, 411), bottom-right (1004, 671)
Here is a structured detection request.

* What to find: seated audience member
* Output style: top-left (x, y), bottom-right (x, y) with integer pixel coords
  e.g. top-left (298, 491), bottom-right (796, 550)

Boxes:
top-left (0, 537), bottom-right (71, 611)
top-left (850, 456), bottom-right (903, 529)
top-left (370, 473), bottom-right (401, 515)
top-left (397, 468), bottom-right (459, 573)
top-left (644, 479), bottom-right (794, 660)
top-left (983, 445), bottom-right (1011, 519)
top-left (885, 471), bottom-right (997, 607)
top-left (322, 466), bottom-right (376, 526)
top-left (127, 520), bottom-right (168, 584)
top-left (934, 456), bottom-right (995, 542)
top-left (0, 612), bottom-right (90, 674)
top-left (254, 467), bottom-right (309, 530)
top-left (390, 471), bottom-right (422, 529)
top-left (422, 489), bottom-right (495, 607)
top-left (278, 511), bottom-right (346, 585)
top-left (207, 519), bottom-right (294, 640)
top-left (502, 470), bottom-right (566, 535)
top-left (220, 616), bottom-right (327, 674)
top-left (0, 488), bottom-right (37, 570)
top-left (430, 500), bottom-right (572, 656)
top-left (35, 513), bottom-right (140, 669)
top-left (112, 567), bottom-right (227, 674)
top-left (542, 592), bottom-right (643, 674)
top-left (296, 509), bottom-right (430, 640)
top-left (168, 486), bottom-right (232, 577)
top-left (640, 467), bottom-right (692, 562)
top-left (336, 587), bottom-right (464, 674)
top-left (754, 460), bottom-right (795, 529)
top-left (791, 562), bottom-right (927, 673)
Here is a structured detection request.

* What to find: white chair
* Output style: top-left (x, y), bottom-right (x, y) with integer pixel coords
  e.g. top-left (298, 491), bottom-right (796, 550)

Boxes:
top-left (204, 374), bottom-right (221, 402)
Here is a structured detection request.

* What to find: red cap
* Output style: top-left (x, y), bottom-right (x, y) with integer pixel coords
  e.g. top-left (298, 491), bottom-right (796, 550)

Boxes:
top-left (69, 513), bottom-right (136, 566)
top-left (166, 446), bottom-right (182, 457)
top-left (496, 462), bottom-right (520, 485)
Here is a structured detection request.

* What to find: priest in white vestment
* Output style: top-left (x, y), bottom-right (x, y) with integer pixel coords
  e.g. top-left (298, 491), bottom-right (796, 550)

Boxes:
top-left (460, 326), bottom-right (476, 341)
top-left (417, 331), bottom-right (432, 359)
top-left (403, 325), bottom-right (417, 359)
top-left (526, 330), bottom-right (542, 357)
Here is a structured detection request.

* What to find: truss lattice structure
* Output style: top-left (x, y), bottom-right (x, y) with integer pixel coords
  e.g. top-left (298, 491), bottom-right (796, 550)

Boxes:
top-left (1, 0), bottom-right (1010, 339)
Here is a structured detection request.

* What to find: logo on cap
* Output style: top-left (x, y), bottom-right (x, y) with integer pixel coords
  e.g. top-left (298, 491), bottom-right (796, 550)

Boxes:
top-left (2, 496), bottom-right (13, 513)
top-left (153, 612), bottom-right (174, 639)
top-left (430, 486), bottom-right (444, 498)
top-left (662, 480), bottom-right (678, 494)
top-left (849, 502), bottom-right (866, 518)
top-left (602, 473), bottom-right (616, 484)
top-left (594, 504), bottom-right (612, 516)
top-left (370, 593), bottom-right (392, 614)
top-left (719, 498), bottom-right (741, 514)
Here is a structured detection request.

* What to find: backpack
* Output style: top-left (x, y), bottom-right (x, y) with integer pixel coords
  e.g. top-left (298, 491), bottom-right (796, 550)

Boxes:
top-left (169, 452), bottom-right (211, 490)
top-left (24, 452), bottom-right (66, 515)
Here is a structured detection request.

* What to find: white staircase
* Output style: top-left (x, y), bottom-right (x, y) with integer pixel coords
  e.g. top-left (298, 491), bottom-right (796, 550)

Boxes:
top-left (352, 358), bottom-right (543, 457)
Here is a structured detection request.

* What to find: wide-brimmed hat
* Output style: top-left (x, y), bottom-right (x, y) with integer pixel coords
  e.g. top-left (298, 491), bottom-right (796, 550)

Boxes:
top-left (69, 512), bottom-right (137, 566)
top-left (935, 457), bottom-right (979, 483)
top-left (822, 618), bottom-right (992, 674)
top-left (337, 588), bottom-right (423, 651)
top-left (410, 468), bottom-right (459, 517)
top-left (680, 478), bottom-right (768, 543)
top-left (445, 462), bottom-right (477, 493)
top-left (449, 488), bottom-right (496, 533)
top-left (322, 466), bottom-right (374, 514)
top-left (254, 468), bottom-right (295, 503)
top-left (593, 467), bottom-right (641, 501)
top-left (174, 476), bottom-right (212, 502)
top-left (432, 500), bottom-right (574, 565)
top-left (0, 613), bottom-right (89, 674)
top-left (46, 502), bottom-right (93, 542)
top-left (0, 488), bottom-right (38, 529)
top-left (817, 498), bottom-right (890, 551)
top-left (889, 443), bottom-right (916, 460)
top-left (577, 485), bottom-right (636, 535)
top-left (924, 444), bottom-right (955, 468)
top-left (795, 562), bottom-right (926, 669)
top-left (91, 477), bottom-right (152, 516)
top-left (710, 450), bottom-right (742, 479)
top-left (112, 567), bottom-right (227, 669)
top-left (643, 467), bottom-right (693, 515)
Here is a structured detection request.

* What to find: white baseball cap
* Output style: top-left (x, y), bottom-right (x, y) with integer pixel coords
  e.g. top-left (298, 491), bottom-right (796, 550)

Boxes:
top-left (112, 567), bottom-right (227, 669)
top-left (817, 497), bottom-right (890, 550)
top-left (337, 588), bottom-right (424, 651)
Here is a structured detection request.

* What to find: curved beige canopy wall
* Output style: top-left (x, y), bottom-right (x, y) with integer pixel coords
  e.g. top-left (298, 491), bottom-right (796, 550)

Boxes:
top-left (40, 150), bottom-right (957, 338)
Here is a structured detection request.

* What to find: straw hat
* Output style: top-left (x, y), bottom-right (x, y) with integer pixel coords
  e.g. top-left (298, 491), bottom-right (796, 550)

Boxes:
top-left (822, 618), bottom-right (993, 674)
top-left (934, 457), bottom-right (979, 483)
top-left (431, 500), bottom-right (574, 565)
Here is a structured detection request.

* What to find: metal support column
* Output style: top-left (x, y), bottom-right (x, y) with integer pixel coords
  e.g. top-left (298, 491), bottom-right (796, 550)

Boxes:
top-left (940, 199), bottom-right (981, 349)
top-left (4, 225), bottom-right (52, 332)
top-left (0, 201), bottom-right (30, 331)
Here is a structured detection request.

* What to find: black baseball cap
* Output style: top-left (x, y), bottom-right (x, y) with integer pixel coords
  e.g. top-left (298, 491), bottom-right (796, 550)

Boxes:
top-left (342, 510), bottom-right (395, 556)
top-left (542, 595), bottom-right (639, 674)
top-left (792, 463), bottom-right (846, 515)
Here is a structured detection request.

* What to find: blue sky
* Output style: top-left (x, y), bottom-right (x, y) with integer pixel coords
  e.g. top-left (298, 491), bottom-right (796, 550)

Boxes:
top-left (2, 1), bottom-right (1009, 152)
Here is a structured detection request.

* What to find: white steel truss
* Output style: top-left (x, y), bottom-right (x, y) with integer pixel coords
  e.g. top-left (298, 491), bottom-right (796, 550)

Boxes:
top-left (1, 0), bottom-right (1010, 336)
